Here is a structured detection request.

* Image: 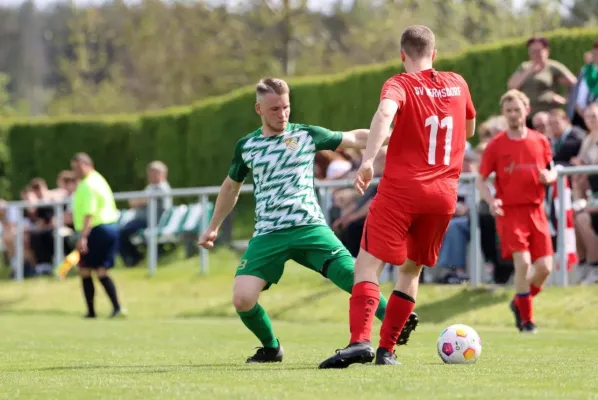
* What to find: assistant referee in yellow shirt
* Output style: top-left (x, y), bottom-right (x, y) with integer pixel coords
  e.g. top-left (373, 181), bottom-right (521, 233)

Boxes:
top-left (71, 153), bottom-right (125, 318)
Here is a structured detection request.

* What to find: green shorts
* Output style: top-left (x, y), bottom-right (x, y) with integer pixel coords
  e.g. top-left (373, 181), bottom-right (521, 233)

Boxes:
top-left (235, 225), bottom-right (353, 289)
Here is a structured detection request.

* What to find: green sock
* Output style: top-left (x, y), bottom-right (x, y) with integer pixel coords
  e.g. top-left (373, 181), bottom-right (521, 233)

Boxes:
top-left (325, 258), bottom-right (387, 321)
top-left (237, 303), bottom-right (278, 348)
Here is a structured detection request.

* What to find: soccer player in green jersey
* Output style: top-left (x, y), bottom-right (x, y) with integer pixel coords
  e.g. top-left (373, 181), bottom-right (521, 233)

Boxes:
top-left (198, 78), bottom-right (417, 363)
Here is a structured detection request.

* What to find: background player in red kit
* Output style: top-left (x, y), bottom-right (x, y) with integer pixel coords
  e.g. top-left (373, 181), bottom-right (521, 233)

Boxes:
top-left (478, 89), bottom-right (555, 334)
top-left (319, 25), bottom-right (476, 369)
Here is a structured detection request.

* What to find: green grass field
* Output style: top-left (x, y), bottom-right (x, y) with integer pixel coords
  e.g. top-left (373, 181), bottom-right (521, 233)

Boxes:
top-left (1, 249), bottom-right (597, 399)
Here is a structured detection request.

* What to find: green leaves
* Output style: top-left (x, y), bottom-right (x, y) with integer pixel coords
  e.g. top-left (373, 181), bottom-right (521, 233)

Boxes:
top-left (3, 28), bottom-right (597, 201)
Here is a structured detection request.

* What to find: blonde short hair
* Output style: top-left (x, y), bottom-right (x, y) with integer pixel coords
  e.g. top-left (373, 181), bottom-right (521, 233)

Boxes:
top-left (256, 78), bottom-right (290, 100)
top-left (147, 160), bottom-right (168, 174)
top-left (499, 89), bottom-right (530, 109)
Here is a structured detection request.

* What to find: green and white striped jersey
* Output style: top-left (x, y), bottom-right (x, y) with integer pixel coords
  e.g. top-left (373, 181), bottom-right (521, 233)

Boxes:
top-left (228, 123), bottom-right (343, 237)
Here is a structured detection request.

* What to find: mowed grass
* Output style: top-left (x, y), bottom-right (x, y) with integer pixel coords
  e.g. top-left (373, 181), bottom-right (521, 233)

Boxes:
top-left (1, 248), bottom-right (597, 399)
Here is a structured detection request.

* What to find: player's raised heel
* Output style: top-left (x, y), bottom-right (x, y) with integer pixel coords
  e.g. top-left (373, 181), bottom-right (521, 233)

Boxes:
top-left (520, 322), bottom-right (537, 334)
top-left (318, 342), bottom-right (375, 369)
top-left (397, 312), bottom-right (419, 346)
top-left (509, 300), bottom-right (522, 331)
top-left (246, 340), bottom-right (284, 363)
top-left (374, 347), bottom-right (401, 365)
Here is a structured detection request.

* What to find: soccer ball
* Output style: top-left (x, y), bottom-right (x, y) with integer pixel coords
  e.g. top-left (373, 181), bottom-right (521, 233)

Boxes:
top-left (437, 324), bottom-right (482, 364)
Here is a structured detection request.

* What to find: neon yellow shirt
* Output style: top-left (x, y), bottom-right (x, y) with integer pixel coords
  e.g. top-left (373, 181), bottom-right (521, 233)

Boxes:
top-left (73, 170), bottom-right (118, 232)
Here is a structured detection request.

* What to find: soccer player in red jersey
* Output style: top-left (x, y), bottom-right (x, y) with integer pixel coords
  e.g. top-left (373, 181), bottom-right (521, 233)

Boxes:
top-left (319, 25), bottom-right (476, 368)
top-left (478, 89), bottom-right (555, 334)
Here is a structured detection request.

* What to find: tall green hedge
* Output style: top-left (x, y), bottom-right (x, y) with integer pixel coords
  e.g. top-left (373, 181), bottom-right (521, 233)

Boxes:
top-left (3, 28), bottom-right (597, 199)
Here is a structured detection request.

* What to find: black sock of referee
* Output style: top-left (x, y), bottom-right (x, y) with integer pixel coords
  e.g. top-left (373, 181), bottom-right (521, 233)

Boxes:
top-left (99, 276), bottom-right (121, 311)
top-left (82, 276), bottom-right (96, 317)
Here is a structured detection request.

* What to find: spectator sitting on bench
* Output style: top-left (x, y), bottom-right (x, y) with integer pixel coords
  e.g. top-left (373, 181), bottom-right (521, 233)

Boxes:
top-left (27, 178), bottom-right (60, 275)
top-left (119, 161), bottom-right (172, 266)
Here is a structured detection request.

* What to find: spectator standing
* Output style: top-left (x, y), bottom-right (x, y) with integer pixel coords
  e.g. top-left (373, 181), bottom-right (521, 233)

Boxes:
top-left (119, 161), bottom-right (172, 266)
top-left (508, 37), bottom-right (577, 127)
top-left (71, 153), bottom-right (125, 318)
top-left (548, 108), bottom-right (585, 166)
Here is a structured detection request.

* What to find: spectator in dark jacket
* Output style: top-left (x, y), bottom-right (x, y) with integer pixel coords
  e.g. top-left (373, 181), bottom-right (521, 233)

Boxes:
top-left (548, 108), bottom-right (585, 166)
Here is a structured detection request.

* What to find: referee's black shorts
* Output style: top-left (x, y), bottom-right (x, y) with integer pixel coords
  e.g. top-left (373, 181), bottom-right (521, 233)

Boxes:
top-left (79, 223), bottom-right (119, 269)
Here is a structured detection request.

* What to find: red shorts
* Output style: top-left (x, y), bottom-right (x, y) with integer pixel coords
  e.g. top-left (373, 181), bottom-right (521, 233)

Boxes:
top-left (360, 196), bottom-right (453, 267)
top-left (495, 204), bottom-right (553, 261)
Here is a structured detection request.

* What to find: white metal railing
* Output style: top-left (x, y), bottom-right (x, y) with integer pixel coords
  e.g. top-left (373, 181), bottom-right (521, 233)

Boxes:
top-left (7, 185), bottom-right (254, 280)
top-left (555, 164), bottom-right (598, 286)
top-left (4, 167), bottom-right (587, 287)
top-left (4, 174), bottom-right (481, 283)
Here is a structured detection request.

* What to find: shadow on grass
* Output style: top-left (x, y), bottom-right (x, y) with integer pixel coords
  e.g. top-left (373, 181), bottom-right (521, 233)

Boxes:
top-left (176, 298), bottom-right (234, 318)
top-left (0, 308), bottom-right (79, 317)
top-left (415, 287), bottom-right (510, 324)
top-left (24, 363), bottom-right (317, 372)
top-left (270, 286), bottom-right (338, 319)
top-left (0, 295), bottom-right (27, 310)
top-left (176, 286), bottom-right (338, 320)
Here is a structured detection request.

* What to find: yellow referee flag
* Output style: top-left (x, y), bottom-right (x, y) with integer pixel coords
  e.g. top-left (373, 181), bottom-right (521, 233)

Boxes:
top-left (57, 250), bottom-right (80, 280)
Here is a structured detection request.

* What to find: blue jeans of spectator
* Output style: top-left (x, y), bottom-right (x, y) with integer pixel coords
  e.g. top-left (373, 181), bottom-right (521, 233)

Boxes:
top-left (437, 216), bottom-right (470, 269)
top-left (119, 218), bottom-right (147, 266)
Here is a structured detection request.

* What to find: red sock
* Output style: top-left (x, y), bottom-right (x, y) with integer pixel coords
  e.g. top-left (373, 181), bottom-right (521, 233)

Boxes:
top-left (378, 291), bottom-right (415, 352)
top-left (515, 293), bottom-right (533, 323)
top-left (349, 282), bottom-right (380, 343)
top-left (530, 285), bottom-right (542, 297)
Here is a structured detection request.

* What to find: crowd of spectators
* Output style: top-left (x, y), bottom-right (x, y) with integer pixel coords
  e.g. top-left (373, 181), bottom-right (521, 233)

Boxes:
top-left (0, 161), bottom-right (172, 278)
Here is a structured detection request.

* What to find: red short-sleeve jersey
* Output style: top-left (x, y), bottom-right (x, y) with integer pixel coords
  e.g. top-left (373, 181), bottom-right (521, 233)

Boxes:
top-left (479, 129), bottom-right (552, 206)
top-left (377, 69), bottom-right (476, 214)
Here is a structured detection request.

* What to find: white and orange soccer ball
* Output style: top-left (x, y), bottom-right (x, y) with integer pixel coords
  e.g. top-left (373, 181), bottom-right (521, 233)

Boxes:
top-left (437, 324), bottom-right (482, 364)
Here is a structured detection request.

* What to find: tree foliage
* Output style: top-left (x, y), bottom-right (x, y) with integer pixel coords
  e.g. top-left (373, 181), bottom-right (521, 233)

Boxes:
top-left (0, 0), bottom-right (591, 115)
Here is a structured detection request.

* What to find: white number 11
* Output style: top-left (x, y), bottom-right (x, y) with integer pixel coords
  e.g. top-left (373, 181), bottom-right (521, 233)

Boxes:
top-left (425, 115), bottom-right (453, 166)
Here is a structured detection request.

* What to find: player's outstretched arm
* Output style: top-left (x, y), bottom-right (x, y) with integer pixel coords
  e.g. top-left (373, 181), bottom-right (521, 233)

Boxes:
top-left (362, 99), bottom-right (398, 164)
top-left (198, 177), bottom-right (242, 249)
top-left (353, 99), bottom-right (397, 195)
top-left (338, 129), bottom-right (390, 149)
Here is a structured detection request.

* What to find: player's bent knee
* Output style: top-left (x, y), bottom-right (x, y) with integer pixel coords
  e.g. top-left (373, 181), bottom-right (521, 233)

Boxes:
top-left (232, 275), bottom-right (266, 312)
top-left (79, 267), bottom-right (92, 278)
top-left (323, 257), bottom-right (354, 293)
top-left (232, 293), bottom-right (258, 312)
top-left (96, 268), bottom-right (108, 278)
top-left (512, 252), bottom-right (532, 269)
top-left (533, 256), bottom-right (553, 276)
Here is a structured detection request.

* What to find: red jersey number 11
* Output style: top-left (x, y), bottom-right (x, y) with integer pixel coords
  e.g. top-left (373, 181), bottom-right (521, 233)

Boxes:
top-left (425, 115), bottom-right (454, 166)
